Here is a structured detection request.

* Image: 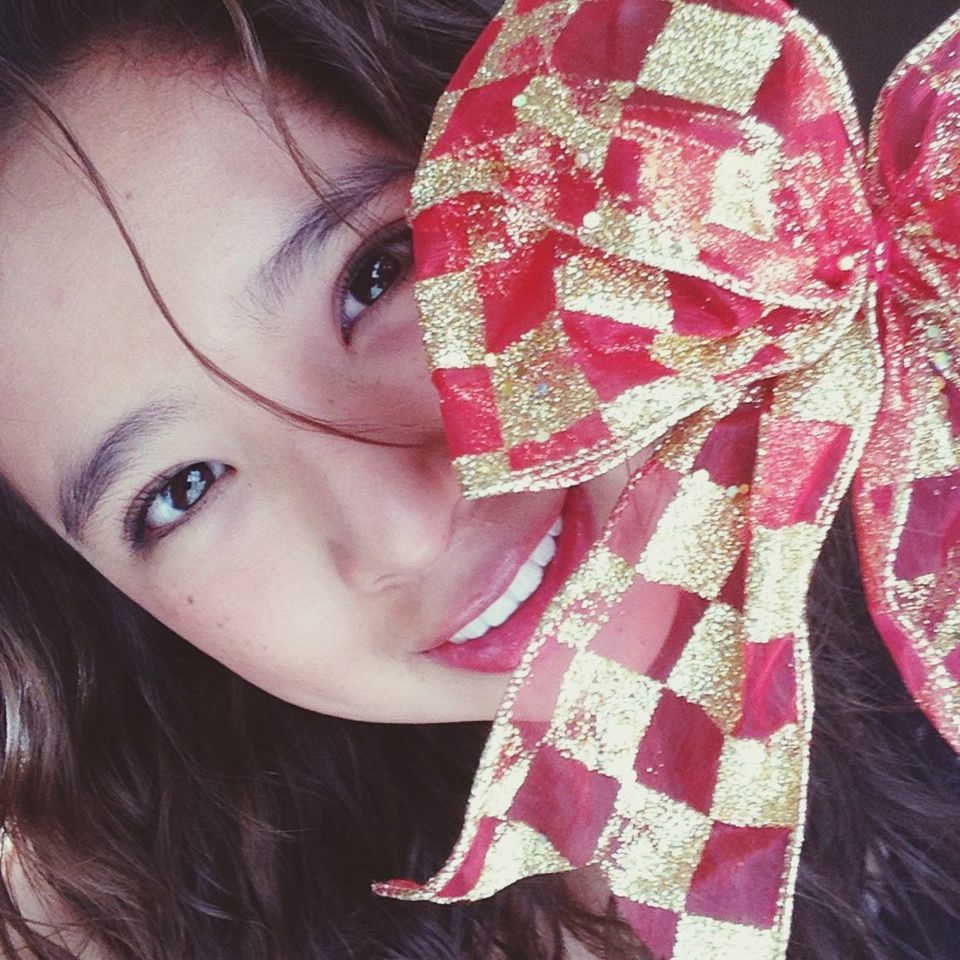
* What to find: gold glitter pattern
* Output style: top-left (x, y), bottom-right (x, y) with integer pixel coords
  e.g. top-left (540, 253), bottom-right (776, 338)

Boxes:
top-left (637, 470), bottom-right (746, 599)
top-left (710, 725), bottom-right (804, 827)
top-left (554, 254), bottom-right (674, 330)
top-left (672, 917), bottom-right (778, 960)
top-left (707, 146), bottom-right (779, 238)
top-left (491, 317), bottom-right (601, 446)
top-left (602, 781), bottom-right (714, 912)
top-left (746, 523), bottom-right (825, 642)
top-left (668, 603), bottom-right (744, 734)
top-left (547, 652), bottom-right (663, 778)
top-left (637, 3), bottom-right (785, 115)
top-left (417, 272), bottom-right (488, 368)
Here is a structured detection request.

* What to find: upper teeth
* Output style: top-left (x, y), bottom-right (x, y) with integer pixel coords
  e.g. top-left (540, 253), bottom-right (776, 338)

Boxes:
top-left (449, 518), bottom-right (562, 644)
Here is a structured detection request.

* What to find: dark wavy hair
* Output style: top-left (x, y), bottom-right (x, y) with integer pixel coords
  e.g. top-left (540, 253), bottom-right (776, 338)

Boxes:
top-left (0, 2), bottom-right (958, 959)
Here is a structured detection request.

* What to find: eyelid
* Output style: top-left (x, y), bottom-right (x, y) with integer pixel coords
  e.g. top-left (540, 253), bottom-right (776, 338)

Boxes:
top-left (333, 218), bottom-right (413, 343)
top-left (123, 461), bottom-right (233, 551)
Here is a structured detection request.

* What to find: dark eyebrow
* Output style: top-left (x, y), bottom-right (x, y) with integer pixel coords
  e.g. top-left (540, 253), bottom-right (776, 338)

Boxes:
top-left (253, 155), bottom-right (413, 311)
top-left (58, 400), bottom-right (185, 544)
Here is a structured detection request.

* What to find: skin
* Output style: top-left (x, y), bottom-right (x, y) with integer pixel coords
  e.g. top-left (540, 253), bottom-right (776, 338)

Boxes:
top-left (0, 53), bottom-right (659, 723)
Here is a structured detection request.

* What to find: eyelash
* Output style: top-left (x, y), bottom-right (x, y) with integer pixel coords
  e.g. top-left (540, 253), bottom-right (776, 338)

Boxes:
top-left (336, 220), bottom-right (413, 343)
top-left (125, 461), bottom-right (231, 549)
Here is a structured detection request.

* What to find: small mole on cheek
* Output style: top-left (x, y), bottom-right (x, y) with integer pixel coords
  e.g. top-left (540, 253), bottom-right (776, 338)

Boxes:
top-left (186, 595), bottom-right (195, 605)
top-left (124, 190), bottom-right (134, 201)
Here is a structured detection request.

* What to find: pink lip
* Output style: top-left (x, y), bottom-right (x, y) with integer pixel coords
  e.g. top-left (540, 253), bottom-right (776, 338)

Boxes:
top-left (424, 485), bottom-right (596, 674)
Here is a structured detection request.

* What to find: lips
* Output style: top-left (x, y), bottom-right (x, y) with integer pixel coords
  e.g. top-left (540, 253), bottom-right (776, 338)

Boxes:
top-left (425, 486), bottom-right (595, 673)
top-left (447, 517), bottom-right (563, 643)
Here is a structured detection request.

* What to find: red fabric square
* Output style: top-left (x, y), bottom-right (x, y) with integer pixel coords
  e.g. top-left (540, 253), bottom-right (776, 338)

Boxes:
top-left (944, 646), bottom-right (960, 685)
top-left (516, 0), bottom-right (556, 13)
top-left (552, 0), bottom-right (672, 81)
top-left (669, 276), bottom-right (765, 339)
top-left (601, 136), bottom-right (646, 203)
top-left (735, 638), bottom-right (797, 739)
top-left (510, 745), bottom-right (620, 864)
top-left (615, 899), bottom-right (678, 959)
top-left (635, 691), bottom-right (725, 814)
top-left (645, 591), bottom-right (710, 682)
top-left (479, 235), bottom-right (567, 351)
top-left (508, 411), bottom-right (611, 470)
top-left (894, 471), bottom-right (960, 580)
top-left (433, 367), bottom-right (502, 456)
top-left (592, 577), bottom-right (685, 673)
top-left (686, 823), bottom-right (791, 927)
top-left (562, 311), bottom-right (673, 400)
top-left (512, 641), bottom-right (577, 732)
top-left (693, 404), bottom-right (761, 489)
top-left (752, 419), bottom-right (853, 528)
top-left (413, 199), bottom-right (478, 278)
top-left (431, 73), bottom-right (529, 154)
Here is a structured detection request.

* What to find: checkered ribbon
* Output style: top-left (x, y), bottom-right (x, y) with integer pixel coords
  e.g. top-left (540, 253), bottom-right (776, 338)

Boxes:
top-left (376, 2), bottom-right (960, 957)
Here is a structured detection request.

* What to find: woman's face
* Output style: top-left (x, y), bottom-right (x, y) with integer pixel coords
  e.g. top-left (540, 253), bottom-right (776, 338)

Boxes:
top-left (0, 54), bottom-right (635, 722)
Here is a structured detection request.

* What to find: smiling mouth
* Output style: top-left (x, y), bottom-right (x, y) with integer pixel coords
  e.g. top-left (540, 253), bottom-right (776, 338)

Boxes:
top-left (448, 518), bottom-right (563, 644)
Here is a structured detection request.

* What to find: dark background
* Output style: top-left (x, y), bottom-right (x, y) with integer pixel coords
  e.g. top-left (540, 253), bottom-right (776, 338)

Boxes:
top-left (794, 0), bottom-right (960, 121)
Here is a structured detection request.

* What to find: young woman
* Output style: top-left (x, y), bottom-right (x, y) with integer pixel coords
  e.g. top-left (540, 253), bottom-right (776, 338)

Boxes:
top-left (0, 1), bottom-right (957, 958)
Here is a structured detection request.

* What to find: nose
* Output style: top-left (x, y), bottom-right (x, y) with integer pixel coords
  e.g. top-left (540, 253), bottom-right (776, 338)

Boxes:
top-left (306, 434), bottom-right (462, 593)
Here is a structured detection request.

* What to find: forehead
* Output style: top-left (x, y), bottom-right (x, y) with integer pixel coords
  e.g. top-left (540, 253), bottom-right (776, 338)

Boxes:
top-left (0, 53), bottom-right (370, 504)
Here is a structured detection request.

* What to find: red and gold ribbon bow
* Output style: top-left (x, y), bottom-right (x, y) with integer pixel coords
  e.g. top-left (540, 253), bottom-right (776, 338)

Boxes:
top-left (377, 2), bottom-right (960, 957)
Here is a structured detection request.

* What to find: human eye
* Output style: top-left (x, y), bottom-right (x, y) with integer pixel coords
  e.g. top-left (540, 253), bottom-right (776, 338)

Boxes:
top-left (125, 461), bottom-right (231, 547)
top-left (338, 221), bottom-right (413, 343)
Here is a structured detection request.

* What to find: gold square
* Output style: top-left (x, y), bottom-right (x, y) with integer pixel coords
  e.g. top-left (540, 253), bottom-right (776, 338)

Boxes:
top-left (411, 154), bottom-right (505, 214)
top-left (601, 378), bottom-right (722, 449)
top-left (601, 780), bottom-right (713, 912)
top-left (578, 201), bottom-right (701, 266)
top-left (910, 385), bottom-right (959, 479)
top-left (668, 602), bottom-right (744, 734)
top-left (454, 451), bottom-right (514, 497)
top-left (650, 327), bottom-right (772, 377)
top-left (672, 914), bottom-right (778, 960)
top-left (417, 271), bottom-right (488, 369)
top-left (547, 650), bottom-right (663, 779)
top-left (745, 523), bottom-right (823, 643)
top-left (470, 819), bottom-right (574, 899)
top-left (637, 2), bottom-right (785, 115)
top-left (491, 316), bottom-right (601, 447)
top-left (554, 253), bottom-right (673, 330)
top-left (509, 74), bottom-right (622, 174)
top-left (709, 725), bottom-right (804, 827)
top-left (773, 319), bottom-right (882, 427)
top-left (637, 470), bottom-right (746, 599)
top-left (706, 146), bottom-right (778, 239)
